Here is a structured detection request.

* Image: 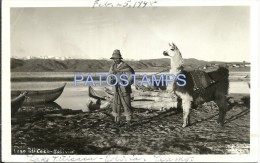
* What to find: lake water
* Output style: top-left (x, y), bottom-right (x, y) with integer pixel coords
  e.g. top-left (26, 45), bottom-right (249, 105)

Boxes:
top-left (11, 71), bottom-right (250, 78)
top-left (11, 80), bottom-right (250, 111)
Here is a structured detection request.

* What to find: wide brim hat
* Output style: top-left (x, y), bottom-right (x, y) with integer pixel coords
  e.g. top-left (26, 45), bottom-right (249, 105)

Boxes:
top-left (110, 49), bottom-right (123, 59)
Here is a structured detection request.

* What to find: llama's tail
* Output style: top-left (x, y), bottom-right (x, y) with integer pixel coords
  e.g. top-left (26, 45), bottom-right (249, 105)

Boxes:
top-left (217, 66), bottom-right (229, 79)
top-left (216, 66), bottom-right (229, 95)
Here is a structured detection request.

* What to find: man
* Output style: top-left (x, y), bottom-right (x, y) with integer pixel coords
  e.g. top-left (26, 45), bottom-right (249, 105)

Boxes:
top-left (109, 49), bottom-right (135, 125)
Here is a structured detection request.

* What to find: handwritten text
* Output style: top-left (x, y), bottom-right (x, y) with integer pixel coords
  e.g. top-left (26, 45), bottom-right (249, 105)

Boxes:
top-left (93, 0), bottom-right (157, 8)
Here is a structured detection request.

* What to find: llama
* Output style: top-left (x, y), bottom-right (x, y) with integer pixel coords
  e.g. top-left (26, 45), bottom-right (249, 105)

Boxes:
top-left (163, 43), bottom-right (229, 127)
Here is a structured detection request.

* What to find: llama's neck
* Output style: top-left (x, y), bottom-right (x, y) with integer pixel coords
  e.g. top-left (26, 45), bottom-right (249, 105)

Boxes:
top-left (170, 68), bottom-right (181, 76)
top-left (169, 49), bottom-right (183, 76)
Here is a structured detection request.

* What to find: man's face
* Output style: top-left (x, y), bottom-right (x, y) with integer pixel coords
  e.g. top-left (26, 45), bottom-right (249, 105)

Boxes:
top-left (113, 58), bottom-right (121, 64)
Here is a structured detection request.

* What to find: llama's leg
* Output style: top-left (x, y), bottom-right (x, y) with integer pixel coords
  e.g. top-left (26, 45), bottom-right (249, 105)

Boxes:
top-left (176, 92), bottom-right (193, 127)
top-left (218, 107), bottom-right (226, 126)
top-left (215, 95), bottom-right (227, 126)
top-left (176, 97), bottom-right (183, 113)
top-left (182, 99), bottom-right (192, 128)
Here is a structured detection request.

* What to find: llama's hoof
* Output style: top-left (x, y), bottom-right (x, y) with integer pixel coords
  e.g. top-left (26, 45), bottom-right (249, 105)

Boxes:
top-left (182, 124), bottom-right (188, 128)
top-left (217, 120), bottom-right (225, 127)
top-left (217, 119), bottom-right (224, 124)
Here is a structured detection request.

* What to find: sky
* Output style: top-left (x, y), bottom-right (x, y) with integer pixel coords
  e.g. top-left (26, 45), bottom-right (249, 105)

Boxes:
top-left (11, 7), bottom-right (250, 62)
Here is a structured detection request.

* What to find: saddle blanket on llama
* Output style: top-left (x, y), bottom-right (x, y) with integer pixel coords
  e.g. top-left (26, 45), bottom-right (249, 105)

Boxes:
top-left (189, 70), bottom-right (215, 91)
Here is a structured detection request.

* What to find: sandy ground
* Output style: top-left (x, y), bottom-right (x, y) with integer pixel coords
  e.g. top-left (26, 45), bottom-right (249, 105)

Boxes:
top-left (11, 93), bottom-right (250, 155)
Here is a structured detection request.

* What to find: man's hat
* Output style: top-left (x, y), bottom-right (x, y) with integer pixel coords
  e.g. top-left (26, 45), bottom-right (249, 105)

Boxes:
top-left (110, 49), bottom-right (123, 59)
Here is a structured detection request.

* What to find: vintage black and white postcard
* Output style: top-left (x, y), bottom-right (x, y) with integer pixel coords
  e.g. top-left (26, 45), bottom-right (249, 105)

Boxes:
top-left (1, 0), bottom-right (260, 162)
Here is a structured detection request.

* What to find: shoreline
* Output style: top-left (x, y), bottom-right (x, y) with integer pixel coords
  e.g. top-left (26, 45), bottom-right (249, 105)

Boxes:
top-left (11, 77), bottom-right (250, 82)
top-left (11, 75), bottom-right (250, 82)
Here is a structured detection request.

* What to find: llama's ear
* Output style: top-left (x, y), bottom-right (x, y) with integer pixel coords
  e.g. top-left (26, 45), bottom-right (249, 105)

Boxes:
top-left (172, 42), bottom-right (178, 50)
top-left (169, 43), bottom-right (172, 47)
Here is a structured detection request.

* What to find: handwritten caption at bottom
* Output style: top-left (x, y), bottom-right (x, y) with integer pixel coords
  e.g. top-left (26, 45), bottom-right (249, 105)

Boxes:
top-left (27, 155), bottom-right (194, 162)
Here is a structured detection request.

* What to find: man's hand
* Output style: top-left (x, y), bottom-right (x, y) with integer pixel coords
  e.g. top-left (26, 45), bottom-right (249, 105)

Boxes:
top-left (112, 70), bottom-right (117, 74)
top-left (110, 77), bottom-right (116, 84)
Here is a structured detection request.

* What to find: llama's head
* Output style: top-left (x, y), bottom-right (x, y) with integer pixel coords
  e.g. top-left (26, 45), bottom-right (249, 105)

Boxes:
top-left (163, 42), bottom-right (184, 74)
top-left (163, 42), bottom-right (180, 57)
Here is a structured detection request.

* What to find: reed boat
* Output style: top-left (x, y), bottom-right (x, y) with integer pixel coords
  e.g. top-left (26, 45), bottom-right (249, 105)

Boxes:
top-left (11, 83), bottom-right (66, 104)
top-left (87, 85), bottom-right (178, 111)
top-left (11, 91), bottom-right (27, 116)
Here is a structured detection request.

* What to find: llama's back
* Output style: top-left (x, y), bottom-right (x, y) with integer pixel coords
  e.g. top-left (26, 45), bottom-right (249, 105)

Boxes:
top-left (173, 67), bottom-right (229, 99)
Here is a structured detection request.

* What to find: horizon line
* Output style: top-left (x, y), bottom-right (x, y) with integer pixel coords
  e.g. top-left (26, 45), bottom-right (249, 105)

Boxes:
top-left (10, 56), bottom-right (250, 63)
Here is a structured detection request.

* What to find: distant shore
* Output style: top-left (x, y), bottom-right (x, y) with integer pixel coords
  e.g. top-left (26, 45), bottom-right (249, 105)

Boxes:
top-left (11, 70), bottom-right (250, 82)
top-left (11, 58), bottom-right (250, 73)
